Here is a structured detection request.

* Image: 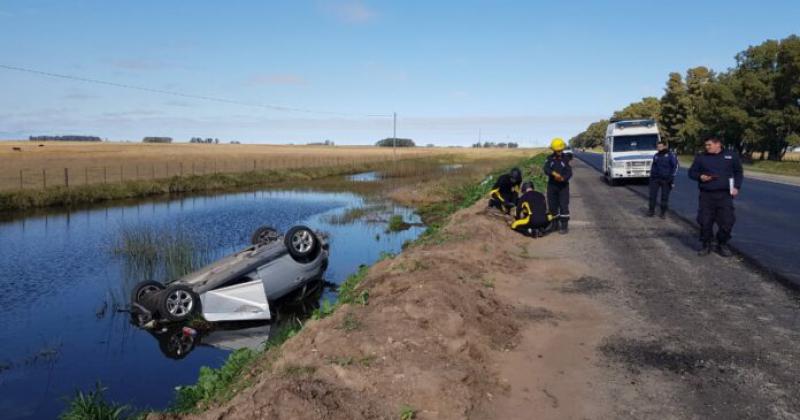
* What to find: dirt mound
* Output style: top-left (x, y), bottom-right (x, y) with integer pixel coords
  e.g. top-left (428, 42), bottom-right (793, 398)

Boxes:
top-left (154, 202), bottom-right (527, 420)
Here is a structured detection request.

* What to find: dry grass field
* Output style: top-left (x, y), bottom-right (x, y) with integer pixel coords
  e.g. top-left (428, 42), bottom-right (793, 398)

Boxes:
top-left (0, 141), bottom-right (531, 191)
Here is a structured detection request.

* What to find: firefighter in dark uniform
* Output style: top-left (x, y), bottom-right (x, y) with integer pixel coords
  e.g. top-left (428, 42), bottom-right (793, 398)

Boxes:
top-left (543, 138), bottom-right (573, 234)
top-left (648, 140), bottom-right (679, 218)
top-left (488, 167), bottom-right (522, 214)
top-left (511, 181), bottom-right (554, 237)
top-left (688, 137), bottom-right (743, 257)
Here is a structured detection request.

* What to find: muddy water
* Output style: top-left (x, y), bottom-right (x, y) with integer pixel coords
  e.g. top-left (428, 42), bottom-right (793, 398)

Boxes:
top-left (0, 184), bottom-right (425, 419)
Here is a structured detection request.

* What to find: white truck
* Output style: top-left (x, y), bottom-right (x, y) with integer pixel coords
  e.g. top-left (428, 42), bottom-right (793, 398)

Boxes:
top-left (603, 119), bottom-right (660, 185)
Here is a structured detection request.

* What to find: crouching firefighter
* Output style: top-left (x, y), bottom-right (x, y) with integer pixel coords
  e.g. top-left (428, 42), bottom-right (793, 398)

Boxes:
top-left (543, 138), bottom-right (573, 234)
top-left (511, 182), bottom-right (554, 237)
top-left (488, 167), bottom-right (522, 214)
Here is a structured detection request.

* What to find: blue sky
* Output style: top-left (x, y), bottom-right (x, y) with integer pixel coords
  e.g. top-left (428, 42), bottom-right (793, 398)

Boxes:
top-left (0, 1), bottom-right (798, 146)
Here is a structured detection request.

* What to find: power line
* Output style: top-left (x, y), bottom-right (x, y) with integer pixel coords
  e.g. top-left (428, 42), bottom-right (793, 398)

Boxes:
top-left (0, 63), bottom-right (389, 118)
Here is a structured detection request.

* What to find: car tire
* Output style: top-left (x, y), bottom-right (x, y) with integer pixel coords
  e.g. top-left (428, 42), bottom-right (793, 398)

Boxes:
top-left (284, 225), bottom-right (320, 263)
top-left (159, 285), bottom-right (201, 322)
top-left (158, 328), bottom-right (196, 360)
top-left (131, 280), bottom-right (165, 305)
top-left (251, 226), bottom-right (280, 245)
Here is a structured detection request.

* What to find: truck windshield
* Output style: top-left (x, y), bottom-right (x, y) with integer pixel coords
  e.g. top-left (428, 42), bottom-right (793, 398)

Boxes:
top-left (612, 135), bottom-right (659, 152)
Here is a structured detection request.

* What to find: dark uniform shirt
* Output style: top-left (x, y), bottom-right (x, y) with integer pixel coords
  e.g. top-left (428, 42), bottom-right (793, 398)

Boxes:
top-left (515, 190), bottom-right (550, 226)
top-left (492, 174), bottom-right (521, 199)
top-left (543, 153), bottom-right (573, 185)
top-left (688, 151), bottom-right (743, 192)
top-left (651, 150), bottom-right (679, 181)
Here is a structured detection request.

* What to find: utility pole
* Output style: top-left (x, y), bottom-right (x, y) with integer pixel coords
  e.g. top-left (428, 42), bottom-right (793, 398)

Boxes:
top-left (393, 112), bottom-right (397, 161)
top-left (478, 128), bottom-right (482, 146)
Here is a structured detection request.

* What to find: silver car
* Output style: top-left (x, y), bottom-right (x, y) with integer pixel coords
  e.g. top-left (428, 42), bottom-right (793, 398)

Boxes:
top-left (130, 225), bottom-right (329, 324)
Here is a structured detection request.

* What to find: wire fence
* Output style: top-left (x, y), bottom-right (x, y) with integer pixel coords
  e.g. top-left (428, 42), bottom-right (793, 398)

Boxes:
top-left (0, 155), bottom-right (427, 192)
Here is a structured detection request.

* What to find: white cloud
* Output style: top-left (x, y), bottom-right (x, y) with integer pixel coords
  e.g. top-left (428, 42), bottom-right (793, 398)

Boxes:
top-left (322, 0), bottom-right (377, 23)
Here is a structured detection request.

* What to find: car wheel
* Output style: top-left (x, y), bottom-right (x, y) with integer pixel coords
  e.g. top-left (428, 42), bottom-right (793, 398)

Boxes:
top-left (159, 285), bottom-right (201, 322)
top-left (131, 281), bottom-right (165, 305)
top-left (158, 328), bottom-right (196, 359)
top-left (251, 226), bottom-right (280, 245)
top-left (284, 225), bottom-right (320, 262)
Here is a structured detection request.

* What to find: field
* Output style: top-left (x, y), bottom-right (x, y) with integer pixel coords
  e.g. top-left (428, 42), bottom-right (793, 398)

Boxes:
top-left (0, 141), bottom-right (528, 191)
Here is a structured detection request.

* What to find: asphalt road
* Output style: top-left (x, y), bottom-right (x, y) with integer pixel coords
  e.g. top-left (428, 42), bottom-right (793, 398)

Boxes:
top-left (563, 159), bottom-right (800, 418)
top-left (574, 151), bottom-right (800, 287)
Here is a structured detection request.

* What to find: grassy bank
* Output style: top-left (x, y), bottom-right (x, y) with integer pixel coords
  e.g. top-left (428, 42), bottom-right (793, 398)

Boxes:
top-left (0, 158), bottom-right (422, 212)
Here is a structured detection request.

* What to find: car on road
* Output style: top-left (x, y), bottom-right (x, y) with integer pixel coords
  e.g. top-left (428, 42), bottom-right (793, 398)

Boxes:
top-left (130, 225), bottom-right (329, 325)
top-left (603, 119), bottom-right (660, 185)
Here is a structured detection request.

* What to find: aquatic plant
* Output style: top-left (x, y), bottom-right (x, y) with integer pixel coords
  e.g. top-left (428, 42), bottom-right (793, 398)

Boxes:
top-left (60, 383), bottom-right (132, 420)
top-left (113, 224), bottom-right (210, 284)
top-left (386, 214), bottom-right (411, 232)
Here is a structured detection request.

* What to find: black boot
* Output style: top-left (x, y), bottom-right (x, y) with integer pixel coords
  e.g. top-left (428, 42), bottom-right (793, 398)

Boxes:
top-left (550, 219), bottom-right (560, 233)
top-left (717, 243), bottom-right (733, 257)
top-left (559, 219), bottom-right (569, 234)
top-left (659, 208), bottom-right (667, 219)
top-left (647, 208), bottom-right (655, 217)
top-left (698, 242), bottom-right (713, 256)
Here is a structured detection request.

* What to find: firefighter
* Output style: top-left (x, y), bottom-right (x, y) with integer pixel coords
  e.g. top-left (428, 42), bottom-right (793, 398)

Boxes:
top-left (488, 167), bottom-right (522, 214)
top-left (688, 137), bottom-right (743, 257)
top-left (543, 138), bottom-right (573, 234)
top-left (511, 181), bottom-right (554, 237)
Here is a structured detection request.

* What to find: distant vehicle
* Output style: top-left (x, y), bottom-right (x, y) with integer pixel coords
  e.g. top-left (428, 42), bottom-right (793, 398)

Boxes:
top-left (563, 146), bottom-right (574, 156)
top-left (602, 119), bottom-right (660, 186)
top-left (130, 225), bottom-right (328, 325)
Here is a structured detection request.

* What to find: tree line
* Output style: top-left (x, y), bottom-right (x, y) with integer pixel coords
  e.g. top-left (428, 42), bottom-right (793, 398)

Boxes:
top-left (570, 34), bottom-right (800, 161)
top-left (376, 138), bottom-right (415, 147)
top-left (29, 135), bottom-right (101, 142)
top-left (471, 141), bottom-right (519, 149)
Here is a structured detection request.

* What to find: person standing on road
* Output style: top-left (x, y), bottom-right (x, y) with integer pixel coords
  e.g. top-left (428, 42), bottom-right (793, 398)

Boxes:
top-left (543, 138), bottom-right (573, 234)
top-left (648, 140), bottom-right (679, 218)
top-left (688, 137), bottom-right (743, 257)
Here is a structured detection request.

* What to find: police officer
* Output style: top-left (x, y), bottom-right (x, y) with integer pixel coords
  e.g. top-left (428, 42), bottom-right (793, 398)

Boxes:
top-left (511, 181), bottom-right (553, 237)
top-left (543, 138), bottom-right (573, 234)
top-left (688, 137), bottom-right (743, 257)
top-left (648, 140), bottom-right (679, 218)
top-left (488, 167), bottom-right (522, 214)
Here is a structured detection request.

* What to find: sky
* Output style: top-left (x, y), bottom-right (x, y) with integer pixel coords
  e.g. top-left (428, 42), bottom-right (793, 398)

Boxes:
top-left (0, 1), bottom-right (798, 146)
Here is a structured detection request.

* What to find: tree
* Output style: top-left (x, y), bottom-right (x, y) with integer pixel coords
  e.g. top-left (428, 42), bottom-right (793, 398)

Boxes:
top-left (612, 97), bottom-right (662, 121)
top-left (660, 72), bottom-right (690, 147)
top-left (375, 138), bottom-right (415, 147)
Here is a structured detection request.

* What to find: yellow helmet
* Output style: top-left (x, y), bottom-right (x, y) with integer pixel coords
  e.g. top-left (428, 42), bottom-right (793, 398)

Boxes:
top-left (550, 137), bottom-right (566, 152)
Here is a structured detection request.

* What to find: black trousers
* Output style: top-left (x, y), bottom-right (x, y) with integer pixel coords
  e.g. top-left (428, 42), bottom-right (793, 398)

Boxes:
top-left (697, 190), bottom-right (735, 244)
top-left (547, 182), bottom-right (570, 221)
top-left (648, 178), bottom-right (672, 211)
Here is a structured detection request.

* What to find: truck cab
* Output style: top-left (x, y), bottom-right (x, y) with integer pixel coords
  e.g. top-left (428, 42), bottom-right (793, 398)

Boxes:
top-left (603, 119), bottom-right (660, 186)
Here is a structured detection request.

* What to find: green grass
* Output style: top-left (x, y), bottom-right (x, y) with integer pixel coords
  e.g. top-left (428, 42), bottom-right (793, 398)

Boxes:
top-left (113, 224), bottom-right (209, 283)
top-left (399, 405), bottom-right (417, 420)
top-left (415, 153), bottom-right (546, 245)
top-left (386, 214), bottom-right (411, 232)
top-left (172, 348), bottom-right (260, 413)
top-left (0, 158), bottom-right (420, 212)
top-left (60, 383), bottom-right (133, 420)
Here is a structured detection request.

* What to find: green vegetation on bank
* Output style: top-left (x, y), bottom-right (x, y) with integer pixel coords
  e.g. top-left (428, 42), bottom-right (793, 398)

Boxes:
top-left (0, 159), bottom-right (401, 213)
top-left (570, 34), bottom-right (800, 161)
top-left (59, 383), bottom-right (136, 420)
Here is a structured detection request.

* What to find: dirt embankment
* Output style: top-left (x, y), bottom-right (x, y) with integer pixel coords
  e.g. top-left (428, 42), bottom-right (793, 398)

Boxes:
top-left (150, 176), bottom-right (621, 420)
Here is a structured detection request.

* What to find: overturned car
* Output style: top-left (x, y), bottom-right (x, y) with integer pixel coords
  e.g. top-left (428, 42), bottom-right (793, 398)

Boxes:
top-left (130, 225), bottom-right (329, 324)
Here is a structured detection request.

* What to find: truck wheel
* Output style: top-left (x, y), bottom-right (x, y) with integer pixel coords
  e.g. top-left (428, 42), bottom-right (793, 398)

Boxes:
top-left (159, 285), bottom-right (201, 322)
top-left (285, 225), bottom-right (320, 262)
top-left (251, 226), bottom-right (280, 245)
top-left (131, 281), bottom-right (165, 305)
top-left (606, 176), bottom-right (619, 186)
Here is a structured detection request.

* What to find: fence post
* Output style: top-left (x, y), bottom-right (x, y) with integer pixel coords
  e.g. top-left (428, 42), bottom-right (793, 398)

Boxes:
top-left (64, 168), bottom-right (69, 188)
top-left (42, 169), bottom-right (46, 189)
